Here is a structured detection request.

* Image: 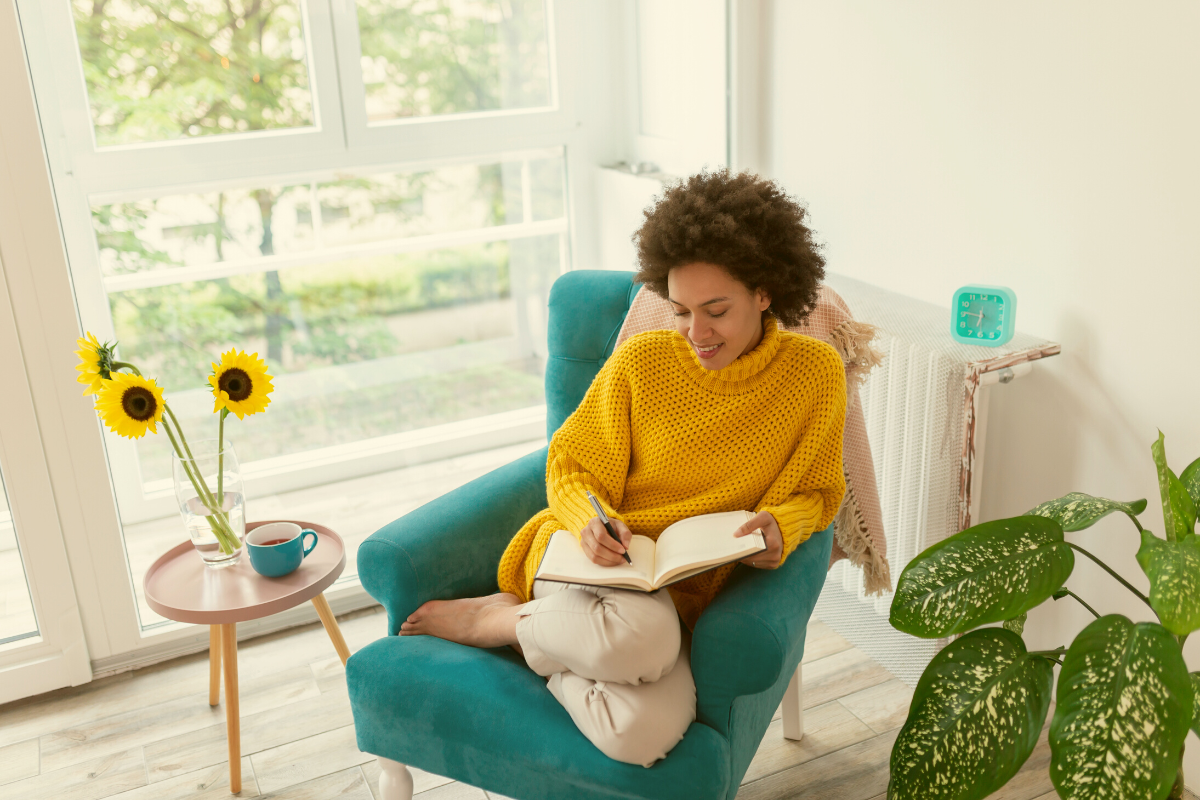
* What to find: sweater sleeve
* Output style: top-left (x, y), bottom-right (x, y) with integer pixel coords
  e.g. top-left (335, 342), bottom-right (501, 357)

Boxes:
top-left (545, 344), bottom-right (634, 539)
top-left (760, 343), bottom-right (848, 566)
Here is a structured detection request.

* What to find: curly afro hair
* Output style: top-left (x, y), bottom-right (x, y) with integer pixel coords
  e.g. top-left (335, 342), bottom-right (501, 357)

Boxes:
top-left (632, 167), bottom-right (826, 327)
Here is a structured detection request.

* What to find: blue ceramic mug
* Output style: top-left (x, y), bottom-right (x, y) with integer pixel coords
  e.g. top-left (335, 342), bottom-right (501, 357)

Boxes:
top-left (247, 522), bottom-right (318, 578)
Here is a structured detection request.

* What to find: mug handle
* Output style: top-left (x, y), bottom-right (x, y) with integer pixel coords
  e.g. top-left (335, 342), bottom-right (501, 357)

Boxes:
top-left (300, 529), bottom-right (318, 558)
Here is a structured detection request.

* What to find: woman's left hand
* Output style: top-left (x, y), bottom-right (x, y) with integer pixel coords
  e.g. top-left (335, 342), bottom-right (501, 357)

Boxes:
top-left (734, 511), bottom-right (784, 569)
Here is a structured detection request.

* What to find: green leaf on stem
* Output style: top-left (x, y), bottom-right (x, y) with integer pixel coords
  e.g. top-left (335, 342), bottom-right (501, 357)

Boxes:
top-left (1181, 457), bottom-right (1200, 510)
top-left (1002, 612), bottom-right (1028, 636)
top-left (890, 516), bottom-right (1073, 638)
top-left (1152, 431), bottom-right (1197, 542)
top-left (1136, 529), bottom-right (1200, 635)
top-left (1025, 492), bottom-right (1146, 532)
top-left (888, 628), bottom-right (1054, 800)
top-left (1050, 615), bottom-right (1192, 800)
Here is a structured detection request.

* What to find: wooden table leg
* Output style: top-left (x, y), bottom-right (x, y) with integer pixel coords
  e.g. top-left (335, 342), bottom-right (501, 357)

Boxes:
top-left (312, 593), bottom-right (351, 666)
top-left (221, 623), bottom-right (241, 794)
top-left (209, 625), bottom-right (222, 707)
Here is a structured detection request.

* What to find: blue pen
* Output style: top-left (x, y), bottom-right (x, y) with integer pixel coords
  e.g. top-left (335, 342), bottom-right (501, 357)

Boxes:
top-left (586, 489), bottom-right (633, 565)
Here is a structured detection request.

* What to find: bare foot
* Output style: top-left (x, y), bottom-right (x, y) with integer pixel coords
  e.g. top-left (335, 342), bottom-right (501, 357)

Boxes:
top-left (399, 593), bottom-right (523, 649)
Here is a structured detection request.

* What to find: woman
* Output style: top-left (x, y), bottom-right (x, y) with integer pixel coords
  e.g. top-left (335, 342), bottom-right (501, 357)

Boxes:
top-left (399, 168), bottom-right (847, 768)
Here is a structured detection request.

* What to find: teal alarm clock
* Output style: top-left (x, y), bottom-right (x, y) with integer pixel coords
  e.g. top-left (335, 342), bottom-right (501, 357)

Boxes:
top-left (951, 284), bottom-right (1017, 347)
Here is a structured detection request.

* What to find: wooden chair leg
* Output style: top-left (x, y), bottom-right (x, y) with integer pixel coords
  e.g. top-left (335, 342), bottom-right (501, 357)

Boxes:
top-left (377, 757), bottom-right (414, 800)
top-left (312, 592), bottom-right (351, 666)
top-left (221, 623), bottom-right (241, 794)
top-left (782, 662), bottom-right (804, 741)
top-left (208, 625), bottom-right (221, 707)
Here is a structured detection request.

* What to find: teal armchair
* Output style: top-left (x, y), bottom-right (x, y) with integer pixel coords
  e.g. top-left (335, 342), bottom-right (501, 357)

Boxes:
top-left (347, 270), bottom-right (834, 800)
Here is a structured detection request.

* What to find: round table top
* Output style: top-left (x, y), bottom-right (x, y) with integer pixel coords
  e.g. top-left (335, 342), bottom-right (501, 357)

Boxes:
top-left (144, 520), bottom-right (346, 625)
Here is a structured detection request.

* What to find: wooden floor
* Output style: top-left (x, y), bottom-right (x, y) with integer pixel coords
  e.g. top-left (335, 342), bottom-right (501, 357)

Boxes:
top-left (0, 606), bottom-right (1086, 800)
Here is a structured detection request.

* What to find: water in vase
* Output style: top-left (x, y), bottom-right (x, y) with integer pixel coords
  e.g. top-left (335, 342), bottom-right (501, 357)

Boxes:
top-left (183, 493), bottom-right (246, 567)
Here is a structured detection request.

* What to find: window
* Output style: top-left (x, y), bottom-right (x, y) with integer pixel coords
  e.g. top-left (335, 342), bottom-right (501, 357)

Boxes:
top-left (18, 0), bottom-right (591, 637)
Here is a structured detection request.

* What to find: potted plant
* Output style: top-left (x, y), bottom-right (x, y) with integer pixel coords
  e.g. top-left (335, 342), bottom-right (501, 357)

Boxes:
top-left (888, 431), bottom-right (1199, 800)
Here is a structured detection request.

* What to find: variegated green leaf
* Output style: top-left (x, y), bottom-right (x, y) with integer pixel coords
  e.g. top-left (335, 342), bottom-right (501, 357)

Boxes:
top-left (1192, 673), bottom-right (1200, 739)
top-left (1050, 616), bottom-right (1191, 800)
top-left (890, 517), bottom-right (1073, 638)
top-left (1002, 612), bottom-right (1027, 636)
top-left (1025, 492), bottom-right (1146, 532)
top-left (889, 629), bottom-right (1053, 800)
top-left (1152, 431), bottom-right (1197, 542)
top-left (1135, 529), bottom-right (1200, 635)
top-left (1181, 456), bottom-right (1200, 510)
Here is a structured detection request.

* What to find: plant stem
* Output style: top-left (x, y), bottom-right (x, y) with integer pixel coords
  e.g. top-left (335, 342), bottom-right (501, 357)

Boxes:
top-left (1028, 646), bottom-right (1067, 659)
top-left (162, 415), bottom-right (238, 554)
top-left (1124, 511), bottom-right (1145, 533)
top-left (163, 411), bottom-right (239, 554)
top-left (165, 404), bottom-right (229, 525)
top-left (1061, 589), bottom-right (1101, 619)
top-left (217, 408), bottom-right (227, 506)
top-left (1067, 542), bottom-right (1154, 612)
top-left (112, 361), bottom-right (142, 376)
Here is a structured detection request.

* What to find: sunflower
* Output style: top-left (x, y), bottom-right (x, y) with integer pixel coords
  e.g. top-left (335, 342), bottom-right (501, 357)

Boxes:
top-left (74, 332), bottom-right (116, 396)
top-left (209, 349), bottom-right (274, 419)
top-left (95, 372), bottom-right (166, 439)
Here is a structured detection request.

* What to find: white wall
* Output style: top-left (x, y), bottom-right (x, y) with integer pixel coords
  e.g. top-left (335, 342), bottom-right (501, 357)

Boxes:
top-left (762, 0), bottom-right (1200, 782)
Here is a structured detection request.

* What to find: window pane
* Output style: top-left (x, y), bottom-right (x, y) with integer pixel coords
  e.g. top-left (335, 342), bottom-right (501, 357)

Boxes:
top-left (0, 467), bottom-right (38, 645)
top-left (357, 0), bottom-right (552, 123)
top-left (114, 240), bottom-right (553, 486)
top-left (72, 0), bottom-right (315, 147)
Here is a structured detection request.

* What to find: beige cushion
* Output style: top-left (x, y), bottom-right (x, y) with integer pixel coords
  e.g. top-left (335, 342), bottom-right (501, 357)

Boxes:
top-left (614, 284), bottom-right (892, 595)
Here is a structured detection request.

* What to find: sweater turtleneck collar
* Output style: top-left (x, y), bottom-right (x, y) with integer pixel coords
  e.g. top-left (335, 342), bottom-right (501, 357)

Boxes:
top-left (672, 314), bottom-right (784, 394)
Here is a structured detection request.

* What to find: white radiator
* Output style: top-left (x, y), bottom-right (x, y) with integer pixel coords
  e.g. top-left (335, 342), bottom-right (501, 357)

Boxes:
top-left (816, 274), bottom-right (1060, 686)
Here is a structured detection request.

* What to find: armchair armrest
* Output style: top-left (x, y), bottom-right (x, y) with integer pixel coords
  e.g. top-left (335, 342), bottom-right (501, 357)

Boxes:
top-left (357, 446), bottom-right (549, 635)
top-left (690, 524), bottom-right (834, 735)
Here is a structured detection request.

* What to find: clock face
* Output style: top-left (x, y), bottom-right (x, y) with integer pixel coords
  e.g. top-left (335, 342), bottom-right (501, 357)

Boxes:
top-left (956, 291), bottom-right (1007, 341)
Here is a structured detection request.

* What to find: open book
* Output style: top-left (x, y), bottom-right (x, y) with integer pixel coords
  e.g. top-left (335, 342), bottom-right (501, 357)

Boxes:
top-left (533, 510), bottom-right (767, 592)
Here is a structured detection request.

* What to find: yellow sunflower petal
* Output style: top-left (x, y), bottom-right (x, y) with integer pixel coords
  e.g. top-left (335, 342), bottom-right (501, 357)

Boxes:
top-left (209, 348), bottom-right (273, 419)
top-left (95, 372), bottom-right (166, 439)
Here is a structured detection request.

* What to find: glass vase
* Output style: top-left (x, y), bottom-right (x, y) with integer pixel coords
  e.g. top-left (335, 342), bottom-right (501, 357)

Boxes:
top-left (172, 438), bottom-right (246, 568)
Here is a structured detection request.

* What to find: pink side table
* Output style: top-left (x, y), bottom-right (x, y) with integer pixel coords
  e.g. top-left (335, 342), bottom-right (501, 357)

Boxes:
top-left (144, 520), bottom-right (349, 795)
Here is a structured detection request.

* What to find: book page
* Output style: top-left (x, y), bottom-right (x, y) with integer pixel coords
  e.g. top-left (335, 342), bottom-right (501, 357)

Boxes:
top-left (652, 510), bottom-right (765, 586)
top-left (535, 530), bottom-right (657, 591)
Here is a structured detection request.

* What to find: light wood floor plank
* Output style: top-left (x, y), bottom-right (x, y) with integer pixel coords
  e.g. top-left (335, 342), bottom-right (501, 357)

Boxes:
top-left (143, 683), bottom-right (354, 783)
top-left (413, 780), bottom-right (487, 799)
top-left (101, 757), bottom-right (257, 800)
top-left (743, 701), bottom-right (875, 785)
top-left (837, 678), bottom-right (914, 734)
top-left (0, 747), bottom-right (145, 800)
top-left (251, 724), bottom-right (374, 794)
top-left (39, 666), bottom-right (319, 773)
top-left (796, 647), bottom-right (893, 710)
top-left (734, 729), bottom-right (897, 800)
top-left (799, 620), bottom-right (854, 665)
top-left (253, 765), bottom-right (373, 800)
top-left (0, 737), bottom-right (38, 785)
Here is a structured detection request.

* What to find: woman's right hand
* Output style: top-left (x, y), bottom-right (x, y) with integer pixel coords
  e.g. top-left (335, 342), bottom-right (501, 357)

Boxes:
top-left (581, 516), bottom-right (633, 566)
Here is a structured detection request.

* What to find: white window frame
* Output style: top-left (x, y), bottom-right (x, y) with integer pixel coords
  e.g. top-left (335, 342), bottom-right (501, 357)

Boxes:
top-left (8, 0), bottom-right (615, 667)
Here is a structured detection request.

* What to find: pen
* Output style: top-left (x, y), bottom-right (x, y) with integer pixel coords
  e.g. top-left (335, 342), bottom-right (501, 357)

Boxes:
top-left (585, 489), bottom-right (633, 565)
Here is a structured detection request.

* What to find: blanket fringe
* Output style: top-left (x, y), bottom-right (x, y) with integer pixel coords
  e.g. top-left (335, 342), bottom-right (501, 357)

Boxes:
top-left (834, 478), bottom-right (893, 596)
top-left (829, 319), bottom-right (885, 391)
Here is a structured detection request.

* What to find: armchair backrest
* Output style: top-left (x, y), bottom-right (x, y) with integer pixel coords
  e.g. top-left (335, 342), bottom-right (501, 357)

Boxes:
top-left (544, 270), bottom-right (639, 440)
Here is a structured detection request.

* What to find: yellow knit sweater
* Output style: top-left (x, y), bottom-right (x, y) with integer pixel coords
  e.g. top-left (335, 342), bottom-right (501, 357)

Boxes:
top-left (496, 315), bottom-right (847, 631)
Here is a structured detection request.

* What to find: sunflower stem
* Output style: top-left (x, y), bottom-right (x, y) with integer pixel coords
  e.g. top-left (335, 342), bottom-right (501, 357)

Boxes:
top-left (111, 361), bottom-right (143, 377)
top-left (217, 408), bottom-right (228, 507)
top-left (163, 408), bottom-right (240, 554)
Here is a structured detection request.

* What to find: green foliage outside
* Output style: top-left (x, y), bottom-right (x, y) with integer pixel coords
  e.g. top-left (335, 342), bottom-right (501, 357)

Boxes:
top-left (108, 244), bottom-right (512, 389)
top-left (887, 431), bottom-right (1200, 800)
